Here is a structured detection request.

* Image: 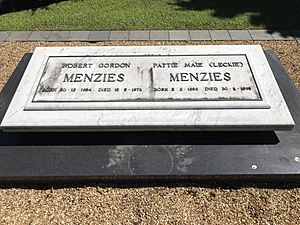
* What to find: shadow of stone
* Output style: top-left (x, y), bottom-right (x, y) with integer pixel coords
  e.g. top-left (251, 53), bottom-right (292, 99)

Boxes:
top-left (1, 180), bottom-right (300, 190)
top-left (173, 0), bottom-right (300, 38)
top-left (0, 131), bottom-right (280, 146)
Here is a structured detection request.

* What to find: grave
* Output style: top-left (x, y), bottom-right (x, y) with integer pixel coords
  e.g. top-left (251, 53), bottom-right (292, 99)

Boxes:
top-left (0, 45), bottom-right (299, 183)
top-left (0, 45), bottom-right (295, 131)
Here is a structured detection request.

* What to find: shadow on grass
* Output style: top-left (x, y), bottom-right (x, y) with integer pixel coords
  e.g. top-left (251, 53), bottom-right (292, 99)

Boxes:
top-left (174, 0), bottom-right (300, 38)
top-left (0, 0), bottom-right (73, 14)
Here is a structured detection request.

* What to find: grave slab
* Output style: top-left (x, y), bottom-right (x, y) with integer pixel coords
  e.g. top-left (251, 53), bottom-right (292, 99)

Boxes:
top-left (229, 30), bottom-right (252, 40)
top-left (249, 30), bottom-right (274, 40)
top-left (88, 31), bottom-right (110, 41)
top-left (189, 30), bottom-right (211, 41)
top-left (48, 31), bottom-right (70, 42)
top-left (28, 31), bottom-right (52, 41)
top-left (0, 31), bottom-right (10, 42)
top-left (109, 31), bottom-right (129, 41)
top-left (150, 30), bottom-right (169, 41)
top-left (0, 50), bottom-right (299, 183)
top-left (169, 30), bottom-right (190, 40)
top-left (6, 31), bottom-right (32, 42)
top-left (210, 30), bottom-right (231, 40)
top-left (68, 31), bottom-right (90, 41)
top-left (270, 30), bottom-right (295, 40)
top-left (0, 45), bottom-right (294, 131)
top-left (129, 31), bottom-right (150, 41)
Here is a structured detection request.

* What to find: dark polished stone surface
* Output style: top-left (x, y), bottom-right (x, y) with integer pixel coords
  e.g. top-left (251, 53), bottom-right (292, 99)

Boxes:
top-left (0, 50), bottom-right (299, 183)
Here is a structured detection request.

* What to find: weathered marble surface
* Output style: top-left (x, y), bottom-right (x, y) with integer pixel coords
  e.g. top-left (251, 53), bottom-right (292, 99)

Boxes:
top-left (32, 55), bottom-right (258, 102)
top-left (0, 45), bottom-right (295, 131)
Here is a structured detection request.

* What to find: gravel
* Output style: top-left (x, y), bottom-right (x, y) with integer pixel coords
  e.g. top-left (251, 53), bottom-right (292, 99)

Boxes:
top-left (0, 40), bottom-right (299, 225)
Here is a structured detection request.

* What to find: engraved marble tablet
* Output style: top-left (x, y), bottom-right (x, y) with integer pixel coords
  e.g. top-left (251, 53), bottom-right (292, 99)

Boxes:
top-left (0, 45), bottom-right (295, 131)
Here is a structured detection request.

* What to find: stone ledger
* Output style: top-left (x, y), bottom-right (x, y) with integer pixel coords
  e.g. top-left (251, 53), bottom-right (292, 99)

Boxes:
top-left (0, 45), bottom-right (295, 131)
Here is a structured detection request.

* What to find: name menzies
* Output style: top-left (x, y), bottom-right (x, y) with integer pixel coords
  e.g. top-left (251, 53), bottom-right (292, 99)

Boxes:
top-left (63, 71), bottom-right (232, 83)
top-left (170, 72), bottom-right (231, 82)
top-left (63, 73), bottom-right (125, 82)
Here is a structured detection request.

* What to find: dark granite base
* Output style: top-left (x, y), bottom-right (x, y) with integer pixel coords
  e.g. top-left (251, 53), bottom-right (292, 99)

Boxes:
top-left (0, 50), bottom-right (299, 183)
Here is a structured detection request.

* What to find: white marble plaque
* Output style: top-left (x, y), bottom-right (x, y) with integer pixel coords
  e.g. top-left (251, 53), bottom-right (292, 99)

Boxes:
top-left (32, 55), bottom-right (260, 102)
top-left (0, 45), bottom-right (295, 131)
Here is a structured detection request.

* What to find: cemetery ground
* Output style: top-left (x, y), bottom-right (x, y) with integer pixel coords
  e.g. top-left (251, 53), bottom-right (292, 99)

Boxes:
top-left (0, 0), bottom-right (299, 31)
top-left (0, 40), bottom-right (300, 224)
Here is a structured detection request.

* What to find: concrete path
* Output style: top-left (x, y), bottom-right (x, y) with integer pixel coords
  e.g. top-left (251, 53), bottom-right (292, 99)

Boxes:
top-left (0, 30), bottom-right (299, 43)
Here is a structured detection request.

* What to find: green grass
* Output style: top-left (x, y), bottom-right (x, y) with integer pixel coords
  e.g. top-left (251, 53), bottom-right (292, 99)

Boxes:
top-left (0, 0), bottom-right (299, 31)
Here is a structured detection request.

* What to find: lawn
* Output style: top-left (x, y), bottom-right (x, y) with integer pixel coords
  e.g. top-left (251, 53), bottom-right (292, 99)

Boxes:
top-left (0, 0), bottom-right (299, 31)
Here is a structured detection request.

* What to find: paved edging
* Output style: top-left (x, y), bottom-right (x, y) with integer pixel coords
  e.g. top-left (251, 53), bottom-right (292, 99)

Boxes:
top-left (0, 30), bottom-right (299, 43)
